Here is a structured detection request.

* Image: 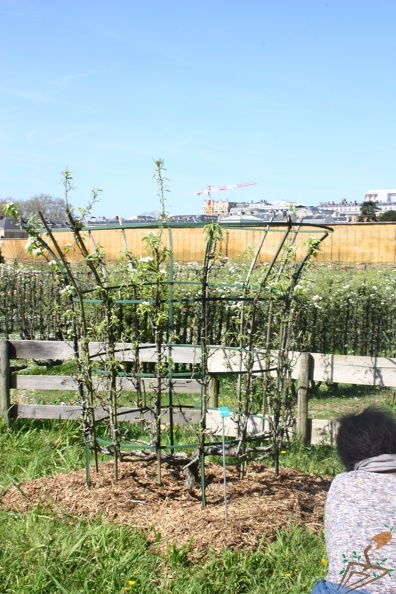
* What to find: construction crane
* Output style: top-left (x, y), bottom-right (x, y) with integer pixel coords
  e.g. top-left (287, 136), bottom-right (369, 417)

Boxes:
top-left (195, 181), bottom-right (257, 216)
top-left (195, 181), bottom-right (257, 197)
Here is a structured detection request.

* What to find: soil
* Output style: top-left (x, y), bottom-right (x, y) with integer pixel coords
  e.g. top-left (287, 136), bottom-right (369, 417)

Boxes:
top-left (1, 462), bottom-right (331, 556)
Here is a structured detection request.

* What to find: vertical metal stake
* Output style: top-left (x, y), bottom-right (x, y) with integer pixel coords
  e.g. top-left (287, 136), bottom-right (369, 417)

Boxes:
top-left (85, 439), bottom-right (91, 488)
top-left (219, 406), bottom-right (230, 522)
top-left (221, 417), bottom-right (228, 522)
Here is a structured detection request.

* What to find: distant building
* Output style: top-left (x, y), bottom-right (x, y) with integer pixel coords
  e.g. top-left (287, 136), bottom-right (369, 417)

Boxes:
top-left (0, 217), bottom-right (27, 239)
top-left (219, 213), bottom-right (263, 223)
top-left (203, 199), bottom-right (237, 217)
top-left (206, 198), bottom-right (312, 220)
top-left (363, 190), bottom-right (396, 216)
top-left (127, 214), bottom-right (157, 222)
top-left (302, 213), bottom-right (348, 224)
top-left (365, 189), bottom-right (396, 203)
top-left (320, 200), bottom-right (359, 221)
top-left (85, 215), bottom-right (158, 227)
top-left (229, 199), bottom-right (312, 220)
top-left (167, 214), bottom-right (218, 223)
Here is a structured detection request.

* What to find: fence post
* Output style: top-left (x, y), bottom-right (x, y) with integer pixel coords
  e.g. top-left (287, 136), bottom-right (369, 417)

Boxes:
top-left (0, 340), bottom-right (11, 427)
top-left (208, 375), bottom-right (219, 408)
top-left (297, 352), bottom-right (311, 444)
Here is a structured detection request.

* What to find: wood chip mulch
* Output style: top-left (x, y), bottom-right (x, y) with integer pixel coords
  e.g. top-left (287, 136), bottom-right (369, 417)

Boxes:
top-left (1, 462), bottom-right (332, 555)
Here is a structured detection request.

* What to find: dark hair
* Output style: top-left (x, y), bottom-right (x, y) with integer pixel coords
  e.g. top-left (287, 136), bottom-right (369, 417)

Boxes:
top-left (336, 406), bottom-right (396, 471)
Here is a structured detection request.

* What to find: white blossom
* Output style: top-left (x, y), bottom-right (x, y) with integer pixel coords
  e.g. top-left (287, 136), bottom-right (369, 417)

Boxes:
top-left (60, 285), bottom-right (73, 296)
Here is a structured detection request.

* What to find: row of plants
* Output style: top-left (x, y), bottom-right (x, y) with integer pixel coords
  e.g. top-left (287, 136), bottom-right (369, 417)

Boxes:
top-left (2, 262), bottom-right (396, 357)
top-left (294, 265), bottom-right (396, 357)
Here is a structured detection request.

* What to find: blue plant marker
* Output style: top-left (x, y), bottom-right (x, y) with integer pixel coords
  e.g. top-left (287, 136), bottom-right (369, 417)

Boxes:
top-left (219, 406), bottom-right (230, 521)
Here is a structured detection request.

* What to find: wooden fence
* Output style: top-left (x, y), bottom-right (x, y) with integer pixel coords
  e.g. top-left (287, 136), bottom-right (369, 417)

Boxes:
top-left (2, 222), bottom-right (396, 264)
top-left (1, 340), bottom-right (396, 445)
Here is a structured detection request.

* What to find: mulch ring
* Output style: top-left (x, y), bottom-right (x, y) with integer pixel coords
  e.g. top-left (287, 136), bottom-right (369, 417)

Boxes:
top-left (1, 462), bottom-right (331, 555)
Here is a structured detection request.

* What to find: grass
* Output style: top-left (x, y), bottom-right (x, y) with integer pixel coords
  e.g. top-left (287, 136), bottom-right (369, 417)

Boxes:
top-left (0, 418), bottom-right (330, 593)
top-left (278, 439), bottom-right (343, 477)
top-left (0, 419), bottom-right (103, 493)
top-left (308, 383), bottom-right (395, 419)
top-left (0, 510), bottom-right (327, 593)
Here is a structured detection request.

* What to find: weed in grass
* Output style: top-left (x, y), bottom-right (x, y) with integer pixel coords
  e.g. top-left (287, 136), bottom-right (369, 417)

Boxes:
top-left (167, 539), bottom-right (192, 568)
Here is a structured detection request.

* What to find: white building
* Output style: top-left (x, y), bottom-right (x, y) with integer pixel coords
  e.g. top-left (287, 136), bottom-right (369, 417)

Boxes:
top-left (365, 189), bottom-right (396, 203)
top-left (363, 190), bottom-right (396, 216)
top-left (328, 201), bottom-right (360, 220)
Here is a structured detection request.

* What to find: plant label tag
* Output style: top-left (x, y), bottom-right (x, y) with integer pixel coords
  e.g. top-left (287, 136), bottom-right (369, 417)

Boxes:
top-left (219, 406), bottom-right (231, 418)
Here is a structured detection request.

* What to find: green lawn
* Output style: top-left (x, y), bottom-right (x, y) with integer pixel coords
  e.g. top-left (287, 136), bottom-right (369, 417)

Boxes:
top-left (0, 419), bottom-right (329, 593)
top-left (0, 509), bottom-right (327, 593)
top-left (308, 383), bottom-right (395, 419)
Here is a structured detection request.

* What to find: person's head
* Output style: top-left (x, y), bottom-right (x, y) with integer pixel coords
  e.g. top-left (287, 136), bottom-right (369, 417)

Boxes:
top-left (336, 406), bottom-right (396, 471)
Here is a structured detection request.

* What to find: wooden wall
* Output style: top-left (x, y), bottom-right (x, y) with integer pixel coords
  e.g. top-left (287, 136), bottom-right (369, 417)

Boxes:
top-left (2, 222), bottom-right (396, 265)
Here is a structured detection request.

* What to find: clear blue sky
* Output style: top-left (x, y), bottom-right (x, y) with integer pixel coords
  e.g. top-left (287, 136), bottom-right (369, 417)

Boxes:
top-left (1, 0), bottom-right (396, 217)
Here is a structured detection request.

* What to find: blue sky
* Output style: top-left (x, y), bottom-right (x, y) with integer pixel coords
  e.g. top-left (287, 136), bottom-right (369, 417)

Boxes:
top-left (1, 0), bottom-right (396, 217)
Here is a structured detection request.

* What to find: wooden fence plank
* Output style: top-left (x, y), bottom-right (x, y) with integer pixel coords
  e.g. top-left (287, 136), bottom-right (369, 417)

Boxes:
top-left (8, 340), bottom-right (201, 364)
top-left (9, 340), bottom-right (74, 360)
top-left (12, 404), bottom-right (201, 424)
top-left (11, 376), bottom-right (77, 390)
top-left (10, 403), bottom-right (338, 445)
top-left (10, 375), bottom-right (202, 393)
top-left (290, 352), bottom-right (396, 386)
top-left (9, 341), bottom-right (396, 385)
